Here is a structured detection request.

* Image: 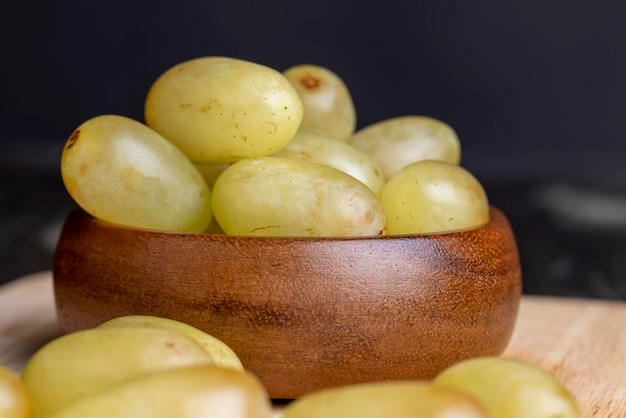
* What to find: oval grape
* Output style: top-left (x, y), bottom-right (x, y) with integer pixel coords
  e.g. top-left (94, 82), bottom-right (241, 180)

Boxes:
top-left (97, 315), bottom-right (244, 372)
top-left (283, 64), bottom-right (356, 141)
top-left (433, 357), bottom-right (581, 418)
top-left (48, 366), bottom-right (273, 418)
top-left (61, 114), bottom-right (212, 233)
top-left (350, 115), bottom-right (461, 180)
top-left (145, 56), bottom-right (303, 164)
top-left (212, 157), bottom-right (387, 237)
top-left (381, 160), bottom-right (489, 234)
top-left (281, 380), bottom-right (489, 418)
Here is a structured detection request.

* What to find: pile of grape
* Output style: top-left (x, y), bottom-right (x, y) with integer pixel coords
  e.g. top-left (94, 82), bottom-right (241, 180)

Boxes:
top-left (61, 56), bottom-right (489, 237)
top-left (3, 315), bottom-right (580, 417)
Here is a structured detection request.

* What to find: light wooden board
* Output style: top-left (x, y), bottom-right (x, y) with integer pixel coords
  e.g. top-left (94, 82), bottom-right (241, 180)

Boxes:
top-left (1, 271), bottom-right (625, 417)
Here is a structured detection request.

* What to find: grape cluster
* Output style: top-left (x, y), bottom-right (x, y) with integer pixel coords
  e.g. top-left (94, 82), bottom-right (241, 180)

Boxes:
top-left (61, 56), bottom-right (489, 236)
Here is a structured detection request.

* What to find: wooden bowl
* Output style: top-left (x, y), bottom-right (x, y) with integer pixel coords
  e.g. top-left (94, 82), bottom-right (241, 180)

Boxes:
top-left (52, 206), bottom-right (521, 399)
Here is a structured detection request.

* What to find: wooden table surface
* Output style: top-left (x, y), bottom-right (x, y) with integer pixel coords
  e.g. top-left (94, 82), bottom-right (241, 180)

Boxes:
top-left (1, 271), bottom-right (625, 417)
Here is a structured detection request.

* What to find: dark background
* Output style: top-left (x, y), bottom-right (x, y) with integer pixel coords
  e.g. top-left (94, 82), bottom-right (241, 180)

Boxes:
top-left (2, 1), bottom-right (626, 299)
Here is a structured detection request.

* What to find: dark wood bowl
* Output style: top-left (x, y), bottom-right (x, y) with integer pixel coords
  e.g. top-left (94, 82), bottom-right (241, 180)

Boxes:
top-left (53, 206), bottom-right (521, 399)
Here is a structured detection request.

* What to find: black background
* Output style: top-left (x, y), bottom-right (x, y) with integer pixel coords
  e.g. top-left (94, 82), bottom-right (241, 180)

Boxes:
top-left (3, 1), bottom-right (626, 158)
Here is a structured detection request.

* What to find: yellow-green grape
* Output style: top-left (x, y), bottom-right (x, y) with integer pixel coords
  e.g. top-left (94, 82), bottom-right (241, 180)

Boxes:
top-left (272, 129), bottom-right (385, 196)
top-left (212, 157), bottom-right (387, 237)
top-left (281, 381), bottom-right (489, 418)
top-left (283, 64), bottom-right (356, 141)
top-left (48, 366), bottom-right (273, 418)
top-left (145, 56), bottom-right (303, 164)
top-left (0, 366), bottom-right (32, 418)
top-left (349, 115), bottom-right (461, 180)
top-left (61, 114), bottom-right (212, 233)
top-left (381, 160), bottom-right (489, 234)
top-left (97, 315), bottom-right (244, 372)
top-left (433, 357), bottom-right (581, 418)
top-left (21, 327), bottom-right (215, 417)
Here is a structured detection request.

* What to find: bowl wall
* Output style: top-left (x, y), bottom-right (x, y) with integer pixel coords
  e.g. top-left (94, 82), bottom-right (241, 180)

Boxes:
top-left (53, 207), bottom-right (522, 399)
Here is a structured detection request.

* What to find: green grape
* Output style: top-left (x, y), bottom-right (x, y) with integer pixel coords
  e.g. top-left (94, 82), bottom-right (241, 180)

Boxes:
top-left (272, 129), bottom-right (385, 196)
top-left (381, 160), bottom-right (489, 234)
top-left (281, 381), bottom-right (489, 418)
top-left (21, 327), bottom-right (215, 417)
top-left (433, 357), bottom-right (581, 418)
top-left (349, 115), bottom-right (461, 180)
top-left (283, 64), bottom-right (356, 141)
top-left (97, 315), bottom-right (244, 372)
top-left (61, 114), bottom-right (212, 233)
top-left (48, 366), bottom-right (273, 418)
top-left (145, 56), bottom-right (303, 164)
top-left (212, 157), bottom-right (387, 237)
top-left (0, 366), bottom-right (32, 418)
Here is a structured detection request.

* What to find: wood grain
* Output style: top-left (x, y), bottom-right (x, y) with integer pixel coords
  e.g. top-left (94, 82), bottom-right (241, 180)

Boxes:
top-left (1, 271), bottom-right (625, 417)
top-left (503, 295), bottom-right (626, 417)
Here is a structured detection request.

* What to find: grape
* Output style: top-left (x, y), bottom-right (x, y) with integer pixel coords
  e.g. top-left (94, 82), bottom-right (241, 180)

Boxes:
top-left (349, 115), bottom-right (461, 180)
top-left (272, 129), bottom-right (385, 196)
top-left (0, 366), bottom-right (32, 418)
top-left (97, 315), bottom-right (244, 372)
top-left (61, 114), bottom-right (212, 233)
top-left (48, 366), bottom-right (273, 418)
top-left (211, 157), bottom-right (387, 237)
top-left (381, 160), bottom-right (489, 234)
top-left (283, 64), bottom-right (356, 141)
top-left (145, 56), bottom-right (303, 164)
top-left (21, 327), bottom-right (215, 417)
top-left (433, 357), bottom-right (581, 418)
top-left (281, 381), bottom-right (489, 418)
